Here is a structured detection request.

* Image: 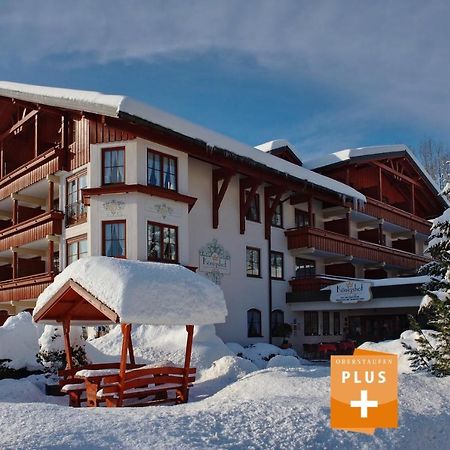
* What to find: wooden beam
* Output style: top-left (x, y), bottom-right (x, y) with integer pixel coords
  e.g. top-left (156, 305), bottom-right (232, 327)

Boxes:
top-left (212, 169), bottom-right (234, 229)
top-left (11, 193), bottom-right (46, 207)
top-left (10, 246), bottom-right (47, 257)
top-left (239, 178), bottom-right (261, 234)
top-left (118, 323), bottom-right (131, 407)
top-left (264, 186), bottom-right (285, 239)
top-left (181, 325), bottom-right (194, 403)
top-left (0, 109), bottom-right (38, 142)
top-left (372, 161), bottom-right (421, 187)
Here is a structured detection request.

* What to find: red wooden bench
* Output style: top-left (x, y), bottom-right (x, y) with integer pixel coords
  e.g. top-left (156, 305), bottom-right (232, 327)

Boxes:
top-left (94, 366), bottom-right (196, 407)
top-left (58, 363), bottom-right (145, 407)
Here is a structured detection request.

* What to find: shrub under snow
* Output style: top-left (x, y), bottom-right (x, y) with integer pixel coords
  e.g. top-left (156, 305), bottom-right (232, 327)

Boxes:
top-left (0, 312), bottom-right (42, 371)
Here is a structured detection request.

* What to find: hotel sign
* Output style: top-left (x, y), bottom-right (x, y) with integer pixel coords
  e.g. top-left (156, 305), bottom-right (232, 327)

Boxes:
top-left (325, 280), bottom-right (372, 303)
top-left (199, 239), bottom-right (231, 285)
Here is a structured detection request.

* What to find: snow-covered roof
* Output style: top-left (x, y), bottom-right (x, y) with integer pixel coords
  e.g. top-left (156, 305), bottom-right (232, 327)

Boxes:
top-left (255, 139), bottom-right (296, 153)
top-left (305, 144), bottom-right (444, 200)
top-left (0, 81), bottom-right (364, 204)
top-left (33, 257), bottom-right (228, 325)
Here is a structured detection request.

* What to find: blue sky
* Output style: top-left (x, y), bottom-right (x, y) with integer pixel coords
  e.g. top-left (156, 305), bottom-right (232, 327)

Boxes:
top-left (1, 0), bottom-right (450, 160)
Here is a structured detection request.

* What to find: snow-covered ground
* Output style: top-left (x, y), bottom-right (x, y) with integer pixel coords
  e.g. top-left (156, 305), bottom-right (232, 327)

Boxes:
top-left (1, 317), bottom-right (450, 449)
top-left (1, 366), bottom-right (449, 449)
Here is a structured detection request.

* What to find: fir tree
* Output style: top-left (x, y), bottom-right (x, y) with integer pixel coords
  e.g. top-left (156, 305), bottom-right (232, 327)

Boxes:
top-left (404, 203), bottom-right (450, 376)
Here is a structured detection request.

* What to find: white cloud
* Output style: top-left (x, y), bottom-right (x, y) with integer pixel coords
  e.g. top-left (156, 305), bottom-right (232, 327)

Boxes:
top-left (2, 0), bottom-right (450, 144)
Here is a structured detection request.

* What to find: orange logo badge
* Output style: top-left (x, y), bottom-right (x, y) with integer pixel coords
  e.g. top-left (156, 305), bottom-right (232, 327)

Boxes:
top-left (331, 350), bottom-right (398, 433)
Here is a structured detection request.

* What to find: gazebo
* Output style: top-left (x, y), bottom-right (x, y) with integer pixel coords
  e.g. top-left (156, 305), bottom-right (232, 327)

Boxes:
top-left (33, 256), bottom-right (227, 407)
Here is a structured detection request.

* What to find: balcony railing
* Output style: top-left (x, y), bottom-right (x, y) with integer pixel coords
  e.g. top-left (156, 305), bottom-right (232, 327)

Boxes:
top-left (0, 211), bottom-right (64, 252)
top-left (285, 226), bottom-right (429, 271)
top-left (0, 146), bottom-right (62, 201)
top-left (289, 275), bottom-right (342, 293)
top-left (65, 201), bottom-right (87, 226)
top-left (0, 273), bottom-right (54, 302)
top-left (361, 197), bottom-right (431, 235)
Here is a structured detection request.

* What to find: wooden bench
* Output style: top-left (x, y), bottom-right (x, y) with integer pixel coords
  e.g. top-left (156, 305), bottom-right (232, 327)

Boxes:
top-left (58, 363), bottom-right (145, 407)
top-left (96, 366), bottom-right (197, 407)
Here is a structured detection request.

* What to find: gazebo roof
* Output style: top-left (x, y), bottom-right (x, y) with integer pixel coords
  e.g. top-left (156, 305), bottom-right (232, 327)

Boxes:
top-left (33, 257), bottom-right (228, 325)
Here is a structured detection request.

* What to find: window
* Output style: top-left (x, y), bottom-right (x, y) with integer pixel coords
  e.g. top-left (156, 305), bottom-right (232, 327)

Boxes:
top-left (102, 147), bottom-right (125, 185)
top-left (322, 311), bottom-right (330, 336)
top-left (295, 209), bottom-right (309, 228)
top-left (102, 221), bottom-right (126, 258)
top-left (66, 171), bottom-right (87, 225)
top-left (66, 235), bottom-right (88, 265)
top-left (147, 222), bottom-right (178, 262)
top-left (271, 309), bottom-right (284, 337)
top-left (147, 149), bottom-right (177, 191)
top-left (295, 258), bottom-right (316, 279)
top-left (247, 309), bottom-right (262, 337)
top-left (246, 247), bottom-right (261, 277)
top-left (304, 311), bottom-right (319, 336)
top-left (245, 192), bottom-right (260, 222)
top-left (271, 202), bottom-right (283, 227)
top-left (334, 312), bottom-right (341, 335)
top-left (270, 251), bottom-right (284, 280)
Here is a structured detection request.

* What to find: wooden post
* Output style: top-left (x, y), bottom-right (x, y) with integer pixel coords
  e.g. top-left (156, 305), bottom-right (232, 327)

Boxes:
top-left (0, 143), bottom-right (3, 178)
top-left (12, 199), bottom-right (18, 225)
top-left (34, 114), bottom-right (38, 158)
top-left (12, 250), bottom-right (17, 280)
top-left (127, 323), bottom-right (135, 365)
top-left (181, 325), bottom-right (194, 403)
top-left (378, 166), bottom-right (383, 201)
top-left (48, 240), bottom-right (54, 275)
top-left (411, 183), bottom-right (416, 215)
top-left (63, 319), bottom-right (73, 370)
top-left (48, 180), bottom-right (54, 212)
top-left (118, 323), bottom-right (130, 407)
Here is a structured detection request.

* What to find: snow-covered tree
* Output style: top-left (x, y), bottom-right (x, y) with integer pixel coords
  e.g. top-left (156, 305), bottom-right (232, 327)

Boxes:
top-left (405, 206), bottom-right (450, 376)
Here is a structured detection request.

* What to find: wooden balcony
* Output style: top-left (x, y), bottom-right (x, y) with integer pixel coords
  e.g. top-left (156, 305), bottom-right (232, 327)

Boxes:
top-left (285, 226), bottom-right (429, 271)
top-left (0, 273), bottom-right (54, 302)
top-left (0, 211), bottom-right (63, 252)
top-left (0, 146), bottom-right (63, 201)
top-left (362, 197), bottom-right (431, 235)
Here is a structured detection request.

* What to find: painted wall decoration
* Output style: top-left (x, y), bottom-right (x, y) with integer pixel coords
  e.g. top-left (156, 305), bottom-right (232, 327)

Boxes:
top-left (199, 238), bottom-right (231, 285)
top-left (145, 201), bottom-right (181, 220)
top-left (102, 199), bottom-right (125, 217)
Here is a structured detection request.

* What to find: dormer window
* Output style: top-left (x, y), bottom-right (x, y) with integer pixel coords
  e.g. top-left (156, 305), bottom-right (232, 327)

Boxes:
top-left (147, 149), bottom-right (177, 191)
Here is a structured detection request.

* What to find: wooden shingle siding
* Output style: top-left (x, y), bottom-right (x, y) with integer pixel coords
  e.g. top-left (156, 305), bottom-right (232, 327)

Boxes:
top-left (89, 118), bottom-right (135, 145)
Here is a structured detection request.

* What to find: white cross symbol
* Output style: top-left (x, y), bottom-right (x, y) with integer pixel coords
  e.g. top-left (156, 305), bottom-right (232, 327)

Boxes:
top-left (350, 390), bottom-right (378, 418)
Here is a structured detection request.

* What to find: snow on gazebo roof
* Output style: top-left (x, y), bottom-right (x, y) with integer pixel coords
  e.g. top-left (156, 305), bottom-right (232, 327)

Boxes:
top-left (33, 257), bottom-right (227, 325)
top-left (0, 81), bottom-right (365, 205)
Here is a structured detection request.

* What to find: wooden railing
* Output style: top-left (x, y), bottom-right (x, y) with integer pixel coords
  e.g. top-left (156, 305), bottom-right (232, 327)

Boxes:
top-left (0, 147), bottom-right (63, 200)
top-left (0, 273), bottom-right (54, 302)
top-left (361, 197), bottom-right (431, 235)
top-left (0, 211), bottom-right (63, 252)
top-left (285, 226), bottom-right (429, 270)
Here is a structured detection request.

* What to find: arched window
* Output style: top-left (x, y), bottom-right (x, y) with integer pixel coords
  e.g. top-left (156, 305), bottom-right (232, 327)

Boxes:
top-left (247, 308), bottom-right (262, 337)
top-left (271, 309), bottom-right (285, 337)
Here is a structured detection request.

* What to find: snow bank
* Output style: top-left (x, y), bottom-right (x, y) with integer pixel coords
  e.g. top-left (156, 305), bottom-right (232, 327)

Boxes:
top-left (358, 330), bottom-right (439, 374)
top-left (227, 342), bottom-right (299, 369)
top-left (199, 356), bottom-right (257, 383)
top-left (87, 324), bottom-right (234, 373)
top-left (34, 257), bottom-right (227, 325)
top-left (266, 355), bottom-right (307, 369)
top-left (0, 313), bottom-right (41, 370)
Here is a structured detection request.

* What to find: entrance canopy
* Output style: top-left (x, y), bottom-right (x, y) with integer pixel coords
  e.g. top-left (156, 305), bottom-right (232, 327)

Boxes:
top-left (33, 257), bottom-right (228, 325)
